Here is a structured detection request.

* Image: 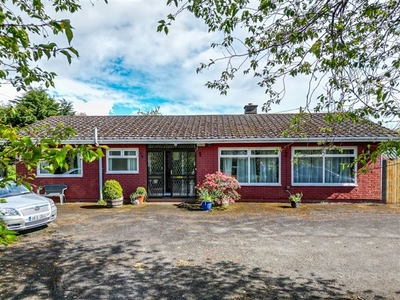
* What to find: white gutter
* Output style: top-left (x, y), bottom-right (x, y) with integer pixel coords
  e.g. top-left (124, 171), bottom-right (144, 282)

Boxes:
top-left (61, 136), bottom-right (399, 145)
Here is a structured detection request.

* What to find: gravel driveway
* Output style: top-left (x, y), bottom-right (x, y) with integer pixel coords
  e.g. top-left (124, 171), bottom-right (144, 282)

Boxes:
top-left (1, 203), bottom-right (400, 300)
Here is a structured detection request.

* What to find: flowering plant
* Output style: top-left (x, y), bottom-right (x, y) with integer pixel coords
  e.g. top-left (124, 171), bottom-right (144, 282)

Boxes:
top-left (196, 171), bottom-right (241, 205)
top-left (288, 192), bottom-right (303, 202)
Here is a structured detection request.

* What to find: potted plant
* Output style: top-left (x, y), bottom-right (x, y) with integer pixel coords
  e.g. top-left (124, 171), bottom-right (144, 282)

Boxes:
top-left (198, 189), bottom-right (213, 211)
top-left (130, 187), bottom-right (147, 204)
top-left (220, 196), bottom-right (231, 208)
top-left (288, 191), bottom-right (302, 208)
top-left (102, 179), bottom-right (124, 208)
top-left (196, 171), bottom-right (241, 208)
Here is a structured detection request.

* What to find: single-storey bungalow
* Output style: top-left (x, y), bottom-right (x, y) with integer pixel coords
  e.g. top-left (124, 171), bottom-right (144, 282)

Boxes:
top-left (20, 104), bottom-right (398, 203)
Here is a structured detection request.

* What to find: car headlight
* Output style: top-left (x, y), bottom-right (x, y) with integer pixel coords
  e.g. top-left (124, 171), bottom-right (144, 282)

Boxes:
top-left (0, 208), bottom-right (20, 216)
top-left (49, 200), bottom-right (56, 208)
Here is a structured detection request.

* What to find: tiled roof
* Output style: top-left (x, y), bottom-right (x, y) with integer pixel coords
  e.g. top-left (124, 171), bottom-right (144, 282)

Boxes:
top-left (30, 114), bottom-right (398, 144)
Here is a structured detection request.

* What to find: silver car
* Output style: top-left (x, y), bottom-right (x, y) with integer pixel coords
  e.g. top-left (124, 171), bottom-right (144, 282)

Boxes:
top-left (0, 181), bottom-right (57, 231)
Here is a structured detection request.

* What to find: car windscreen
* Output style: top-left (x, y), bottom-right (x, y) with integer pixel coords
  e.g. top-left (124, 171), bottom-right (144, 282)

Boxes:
top-left (0, 183), bottom-right (30, 197)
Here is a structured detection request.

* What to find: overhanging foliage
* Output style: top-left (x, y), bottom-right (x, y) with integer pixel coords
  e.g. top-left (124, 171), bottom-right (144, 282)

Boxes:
top-left (159, 0), bottom-right (400, 125)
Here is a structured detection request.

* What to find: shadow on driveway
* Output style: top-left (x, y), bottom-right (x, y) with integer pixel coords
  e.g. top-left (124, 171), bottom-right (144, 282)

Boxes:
top-left (1, 203), bottom-right (399, 299)
top-left (1, 239), bottom-right (353, 299)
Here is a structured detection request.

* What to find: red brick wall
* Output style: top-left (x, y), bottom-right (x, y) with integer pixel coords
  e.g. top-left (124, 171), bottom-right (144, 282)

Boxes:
top-left (195, 142), bottom-right (382, 203)
top-left (195, 145), bottom-right (219, 184)
top-left (19, 144), bottom-right (148, 203)
top-left (19, 142), bottom-right (383, 203)
top-left (21, 159), bottom-right (100, 202)
top-left (101, 145), bottom-right (148, 202)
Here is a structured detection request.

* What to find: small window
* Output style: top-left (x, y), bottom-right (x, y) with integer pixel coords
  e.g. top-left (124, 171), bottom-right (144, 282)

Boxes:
top-left (251, 149), bottom-right (277, 155)
top-left (107, 148), bottom-right (138, 173)
top-left (220, 150), bottom-right (247, 155)
top-left (109, 150), bottom-right (122, 156)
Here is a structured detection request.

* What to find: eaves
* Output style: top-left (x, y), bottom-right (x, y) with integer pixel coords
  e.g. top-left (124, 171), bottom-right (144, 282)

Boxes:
top-left (62, 136), bottom-right (399, 145)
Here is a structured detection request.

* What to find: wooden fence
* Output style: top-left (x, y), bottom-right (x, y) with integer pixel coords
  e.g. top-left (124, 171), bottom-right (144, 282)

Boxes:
top-left (382, 159), bottom-right (400, 204)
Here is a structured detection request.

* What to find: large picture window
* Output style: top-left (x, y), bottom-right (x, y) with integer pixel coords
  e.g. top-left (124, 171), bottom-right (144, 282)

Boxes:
top-left (219, 148), bottom-right (280, 185)
top-left (107, 149), bottom-right (138, 173)
top-left (292, 147), bottom-right (356, 185)
top-left (37, 154), bottom-right (82, 177)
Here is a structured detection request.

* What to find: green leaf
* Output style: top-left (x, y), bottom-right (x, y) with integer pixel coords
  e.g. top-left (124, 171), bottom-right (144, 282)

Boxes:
top-left (60, 50), bottom-right (72, 64)
top-left (41, 138), bottom-right (56, 147)
top-left (55, 150), bottom-right (67, 165)
top-left (68, 47), bottom-right (79, 58)
top-left (96, 147), bottom-right (105, 157)
top-left (32, 147), bottom-right (42, 160)
top-left (21, 136), bottom-right (34, 147)
top-left (0, 11), bottom-right (6, 24)
top-left (62, 20), bottom-right (74, 44)
top-left (0, 221), bottom-right (18, 247)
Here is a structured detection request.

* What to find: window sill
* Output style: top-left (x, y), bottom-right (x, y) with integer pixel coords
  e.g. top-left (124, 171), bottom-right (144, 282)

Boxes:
top-left (37, 174), bottom-right (83, 178)
top-left (106, 171), bottom-right (139, 174)
top-left (292, 183), bottom-right (357, 187)
top-left (239, 183), bottom-right (281, 186)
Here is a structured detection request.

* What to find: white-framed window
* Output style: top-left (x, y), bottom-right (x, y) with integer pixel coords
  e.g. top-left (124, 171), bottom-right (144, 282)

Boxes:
top-left (292, 147), bottom-right (357, 185)
top-left (37, 154), bottom-right (82, 177)
top-left (219, 148), bottom-right (281, 185)
top-left (107, 148), bottom-right (138, 173)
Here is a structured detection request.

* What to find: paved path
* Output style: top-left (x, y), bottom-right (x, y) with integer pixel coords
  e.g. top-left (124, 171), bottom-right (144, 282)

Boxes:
top-left (1, 203), bottom-right (400, 299)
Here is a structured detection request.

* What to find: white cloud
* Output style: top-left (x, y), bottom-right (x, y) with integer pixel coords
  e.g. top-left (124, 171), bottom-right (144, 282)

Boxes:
top-left (0, 84), bottom-right (22, 105)
top-left (50, 78), bottom-right (134, 115)
top-left (4, 1), bottom-right (308, 116)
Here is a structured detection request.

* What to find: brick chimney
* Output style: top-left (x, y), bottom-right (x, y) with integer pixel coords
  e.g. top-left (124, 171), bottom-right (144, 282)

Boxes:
top-left (244, 103), bottom-right (258, 114)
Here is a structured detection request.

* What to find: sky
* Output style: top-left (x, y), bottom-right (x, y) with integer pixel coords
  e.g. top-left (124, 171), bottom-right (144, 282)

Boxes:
top-left (0, 1), bottom-right (398, 132)
top-left (0, 0), bottom-right (335, 116)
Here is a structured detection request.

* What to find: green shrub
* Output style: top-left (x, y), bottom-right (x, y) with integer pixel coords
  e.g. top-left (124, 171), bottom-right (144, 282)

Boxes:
top-left (102, 180), bottom-right (123, 200)
top-left (130, 186), bottom-right (147, 201)
top-left (97, 199), bottom-right (107, 206)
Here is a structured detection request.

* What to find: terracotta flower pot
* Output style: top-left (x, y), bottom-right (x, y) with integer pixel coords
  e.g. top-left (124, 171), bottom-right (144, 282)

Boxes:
top-left (137, 195), bottom-right (145, 204)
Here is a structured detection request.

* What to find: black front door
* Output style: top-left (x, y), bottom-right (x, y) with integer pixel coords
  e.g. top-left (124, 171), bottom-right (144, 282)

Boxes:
top-left (147, 147), bottom-right (196, 198)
